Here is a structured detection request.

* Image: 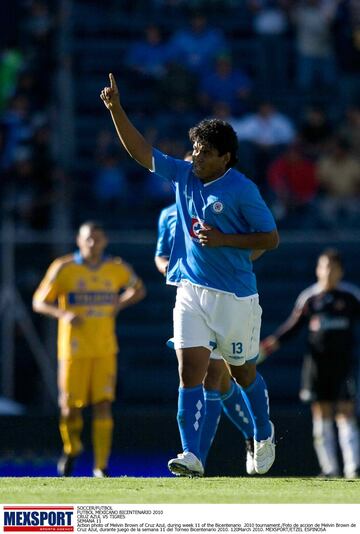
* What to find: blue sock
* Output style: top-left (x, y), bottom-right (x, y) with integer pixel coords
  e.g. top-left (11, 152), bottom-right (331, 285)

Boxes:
top-left (177, 385), bottom-right (205, 458)
top-left (199, 389), bottom-right (222, 466)
top-left (241, 373), bottom-right (271, 441)
top-left (221, 380), bottom-right (254, 440)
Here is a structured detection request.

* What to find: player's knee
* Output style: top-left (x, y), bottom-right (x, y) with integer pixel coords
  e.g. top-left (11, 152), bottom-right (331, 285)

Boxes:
top-left (231, 362), bottom-right (256, 388)
top-left (336, 401), bottom-right (355, 420)
top-left (203, 373), bottom-right (221, 391)
top-left (179, 362), bottom-right (204, 387)
top-left (60, 407), bottom-right (70, 419)
top-left (204, 360), bottom-right (226, 391)
top-left (312, 417), bottom-right (334, 443)
top-left (61, 406), bottom-right (81, 420)
top-left (219, 371), bottom-right (232, 395)
top-left (93, 400), bottom-right (112, 419)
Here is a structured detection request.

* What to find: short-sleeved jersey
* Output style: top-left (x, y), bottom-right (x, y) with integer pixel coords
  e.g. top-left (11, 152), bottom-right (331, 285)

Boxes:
top-left (275, 282), bottom-right (360, 357)
top-left (33, 252), bottom-right (137, 360)
top-left (155, 202), bottom-right (177, 258)
top-left (152, 149), bottom-right (276, 297)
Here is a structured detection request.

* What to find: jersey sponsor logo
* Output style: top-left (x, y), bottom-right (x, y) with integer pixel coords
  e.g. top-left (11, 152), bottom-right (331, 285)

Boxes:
top-left (322, 317), bottom-right (350, 329)
top-left (189, 218), bottom-right (205, 240)
top-left (310, 315), bottom-right (350, 331)
top-left (3, 506), bottom-right (74, 531)
top-left (68, 292), bottom-right (116, 306)
top-left (211, 201), bottom-right (224, 214)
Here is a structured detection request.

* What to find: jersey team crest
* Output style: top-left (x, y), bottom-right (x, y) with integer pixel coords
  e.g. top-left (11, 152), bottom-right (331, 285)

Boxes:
top-left (212, 201), bottom-right (224, 213)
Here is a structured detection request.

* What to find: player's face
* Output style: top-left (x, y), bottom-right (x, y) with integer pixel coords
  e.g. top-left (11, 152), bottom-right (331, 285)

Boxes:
top-left (77, 226), bottom-right (108, 262)
top-left (192, 141), bottom-right (230, 182)
top-left (316, 256), bottom-right (343, 287)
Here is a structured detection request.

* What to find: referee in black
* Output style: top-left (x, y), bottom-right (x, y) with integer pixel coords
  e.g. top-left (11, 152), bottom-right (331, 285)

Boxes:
top-left (261, 249), bottom-right (360, 478)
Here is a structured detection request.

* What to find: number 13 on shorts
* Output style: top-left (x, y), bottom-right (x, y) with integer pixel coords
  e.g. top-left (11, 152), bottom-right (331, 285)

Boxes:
top-left (231, 342), bottom-right (243, 354)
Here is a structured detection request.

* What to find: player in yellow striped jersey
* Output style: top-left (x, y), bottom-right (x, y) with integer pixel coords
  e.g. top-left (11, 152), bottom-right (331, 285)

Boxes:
top-left (33, 221), bottom-right (146, 477)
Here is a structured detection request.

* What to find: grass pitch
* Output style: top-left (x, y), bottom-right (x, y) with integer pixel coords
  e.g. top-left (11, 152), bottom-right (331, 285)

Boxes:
top-left (0, 477), bottom-right (359, 504)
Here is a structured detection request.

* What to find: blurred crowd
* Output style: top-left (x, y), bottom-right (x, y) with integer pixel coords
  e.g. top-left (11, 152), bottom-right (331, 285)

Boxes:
top-left (1, 0), bottom-right (360, 231)
top-left (0, 0), bottom-right (56, 230)
top-left (90, 0), bottom-right (360, 230)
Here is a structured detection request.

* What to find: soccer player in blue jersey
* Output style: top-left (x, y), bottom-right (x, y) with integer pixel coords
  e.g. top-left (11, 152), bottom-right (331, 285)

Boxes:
top-left (101, 73), bottom-right (279, 476)
top-left (156, 199), bottom-right (258, 475)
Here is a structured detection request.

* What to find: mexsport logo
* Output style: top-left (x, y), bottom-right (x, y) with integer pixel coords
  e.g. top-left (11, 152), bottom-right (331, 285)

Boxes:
top-left (3, 506), bottom-right (74, 532)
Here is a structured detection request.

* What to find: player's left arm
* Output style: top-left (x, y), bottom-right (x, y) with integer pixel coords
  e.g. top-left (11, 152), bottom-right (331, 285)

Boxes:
top-left (116, 277), bottom-right (146, 313)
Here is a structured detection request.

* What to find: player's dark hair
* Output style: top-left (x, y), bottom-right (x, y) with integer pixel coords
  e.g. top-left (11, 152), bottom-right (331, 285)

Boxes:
top-left (78, 221), bottom-right (106, 234)
top-left (189, 119), bottom-right (238, 168)
top-left (319, 248), bottom-right (343, 268)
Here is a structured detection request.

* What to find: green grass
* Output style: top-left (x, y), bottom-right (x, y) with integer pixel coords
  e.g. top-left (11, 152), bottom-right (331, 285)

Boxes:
top-left (0, 477), bottom-right (359, 504)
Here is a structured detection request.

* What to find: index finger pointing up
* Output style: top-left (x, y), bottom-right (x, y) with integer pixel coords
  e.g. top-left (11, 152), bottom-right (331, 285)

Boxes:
top-left (109, 73), bottom-right (118, 91)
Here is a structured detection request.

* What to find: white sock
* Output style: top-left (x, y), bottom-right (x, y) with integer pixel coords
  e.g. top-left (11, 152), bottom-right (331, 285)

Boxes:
top-left (313, 418), bottom-right (339, 476)
top-left (337, 417), bottom-right (360, 478)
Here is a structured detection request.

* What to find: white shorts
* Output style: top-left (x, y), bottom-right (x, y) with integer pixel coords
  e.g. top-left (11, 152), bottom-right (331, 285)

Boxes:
top-left (173, 281), bottom-right (262, 366)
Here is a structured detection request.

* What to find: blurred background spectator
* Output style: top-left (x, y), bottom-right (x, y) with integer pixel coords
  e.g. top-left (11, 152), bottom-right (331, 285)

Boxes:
top-left (316, 137), bottom-right (360, 227)
top-left (93, 151), bottom-right (129, 208)
top-left (267, 141), bottom-right (318, 225)
top-left (299, 104), bottom-right (333, 160)
top-left (339, 105), bottom-right (360, 158)
top-left (292, 0), bottom-right (337, 93)
top-left (333, 0), bottom-right (360, 108)
top-left (248, 0), bottom-right (290, 95)
top-left (167, 13), bottom-right (227, 74)
top-left (126, 25), bottom-right (170, 81)
top-left (198, 53), bottom-right (252, 115)
top-left (236, 101), bottom-right (296, 188)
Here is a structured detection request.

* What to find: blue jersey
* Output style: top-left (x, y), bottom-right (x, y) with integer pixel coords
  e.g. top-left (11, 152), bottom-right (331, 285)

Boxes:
top-left (155, 203), bottom-right (177, 258)
top-left (152, 149), bottom-right (276, 297)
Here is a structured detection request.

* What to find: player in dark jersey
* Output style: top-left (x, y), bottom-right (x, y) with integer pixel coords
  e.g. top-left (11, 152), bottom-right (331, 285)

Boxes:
top-left (261, 249), bottom-right (360, 478)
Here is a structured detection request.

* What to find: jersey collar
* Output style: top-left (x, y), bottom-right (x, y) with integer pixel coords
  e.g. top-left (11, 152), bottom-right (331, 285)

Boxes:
top-left (202, 167), bottom-right (231, 187)
top-left (74, 250), bottom-right (108, 269)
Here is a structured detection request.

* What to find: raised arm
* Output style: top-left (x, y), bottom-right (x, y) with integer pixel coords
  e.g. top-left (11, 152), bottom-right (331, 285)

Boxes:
top-left (100, 73), bottom-right (153, 169)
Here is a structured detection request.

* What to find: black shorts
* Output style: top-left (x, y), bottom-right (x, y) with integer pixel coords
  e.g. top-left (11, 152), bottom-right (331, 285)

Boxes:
top-left (299, 353), bottom-right (357, 403)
